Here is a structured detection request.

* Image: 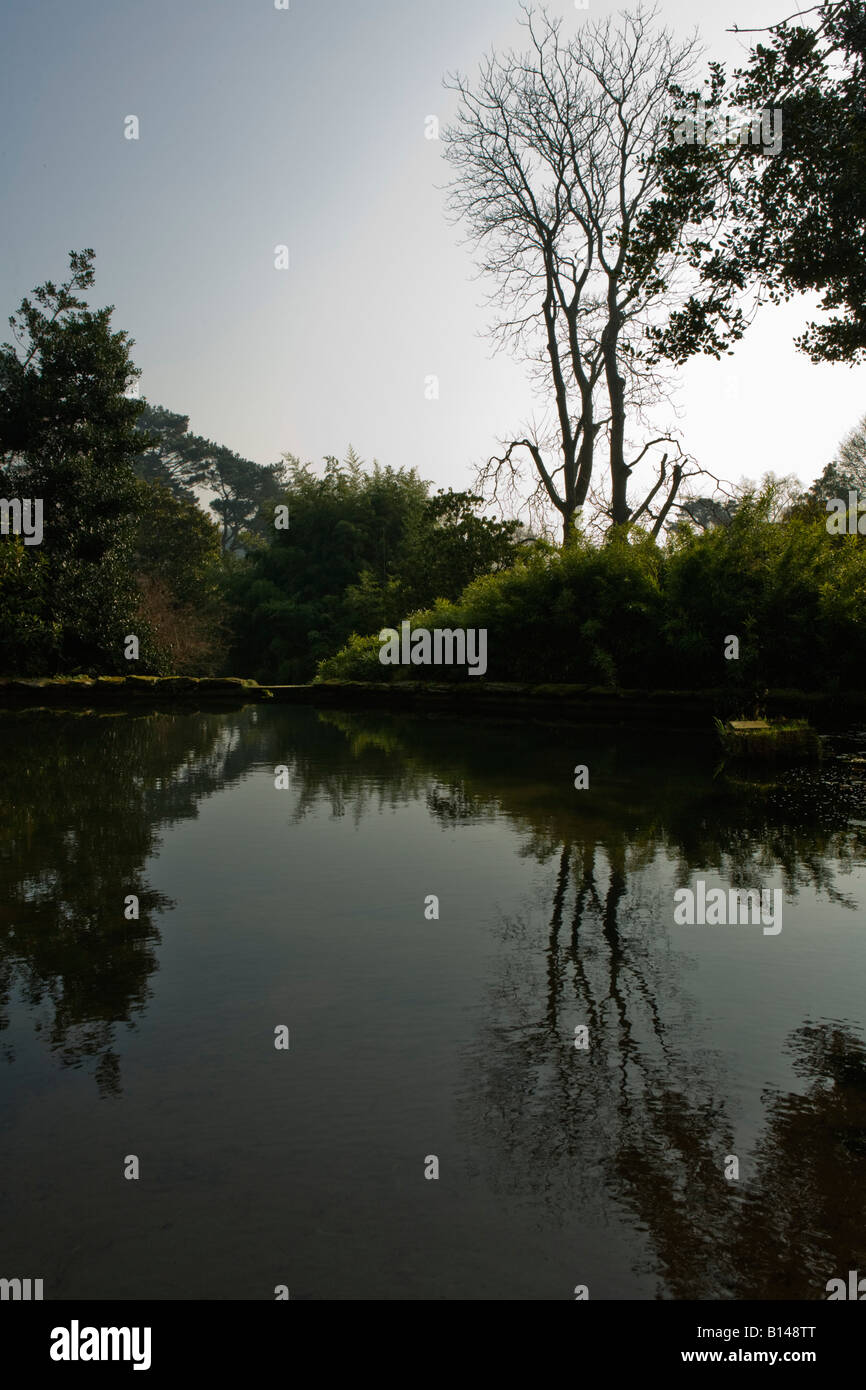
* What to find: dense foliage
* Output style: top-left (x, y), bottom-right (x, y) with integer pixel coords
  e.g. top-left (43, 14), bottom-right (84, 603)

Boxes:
top-left (0, 254), bottom-right (236, 675)
top-left (226, 451), bottom-right (526, 683)
top-left (132, 401), bottom-right (287, 551)
top-left (133, 482), bottom-right (226, 674)
top-left (631, 0), bottom-right (866, 366)
top-left (0, 250), bottom-right (160, 674)
top-left (319, 486), bottom-right (866, 693)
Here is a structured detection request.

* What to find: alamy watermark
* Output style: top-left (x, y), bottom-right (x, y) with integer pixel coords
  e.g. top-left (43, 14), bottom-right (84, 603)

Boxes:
top-left (379, 621), bottom-right (487, 676)
top-left (1, 1276), bottom-right (43, 1300)
top-left (672, 98), bottom-right (783, 156)
top-left (50, 1321), bottom-right (152, 1371)
top-left (826, 1270), bottom-right (866, 1299)
top-left (826, 492), bottom-right (866, 534)
top-left (0, 497), bottom-right (43, 545)
top-left (673, 880), bottom-right (783, 935)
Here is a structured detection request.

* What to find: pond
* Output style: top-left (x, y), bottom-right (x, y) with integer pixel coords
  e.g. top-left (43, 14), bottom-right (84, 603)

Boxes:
top-left (1, 704), bottom-right (865, 1300)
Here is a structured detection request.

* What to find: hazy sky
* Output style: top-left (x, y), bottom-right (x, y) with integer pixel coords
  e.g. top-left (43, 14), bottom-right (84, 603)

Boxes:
top-left (2, 0), bottom-right (864, 506)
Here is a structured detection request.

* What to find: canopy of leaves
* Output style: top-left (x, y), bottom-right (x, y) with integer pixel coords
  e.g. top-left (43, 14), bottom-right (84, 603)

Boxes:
top-left (228, 453), bottom-right (526, 682)
top-left (629, 0), bottom-right (866, 364)
top-left (0, 250), bottom-right (162, 673)
top-left (132, 481), bottom-right (227, 673)
top-left (132, 401), bottom-right (287, 551)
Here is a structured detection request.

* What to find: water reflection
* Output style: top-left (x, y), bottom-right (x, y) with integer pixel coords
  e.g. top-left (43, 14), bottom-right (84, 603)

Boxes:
top-left (0, 710), bottom-right (272, 1093)
top-left (728, 1023), bottom-right (866, 1298)
top-left (1, 704), bottom-right (864, 1297)
top-left (308, 711), bottom-right (866, 1297)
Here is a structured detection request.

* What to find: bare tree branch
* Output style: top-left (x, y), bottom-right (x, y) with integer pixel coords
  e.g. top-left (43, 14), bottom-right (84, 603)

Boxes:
top-left (443, 3), bottom-right (704, 540)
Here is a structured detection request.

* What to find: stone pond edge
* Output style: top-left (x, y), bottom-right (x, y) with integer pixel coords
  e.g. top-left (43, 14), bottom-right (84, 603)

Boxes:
top-left (1, 675), bottom-right (864, 727)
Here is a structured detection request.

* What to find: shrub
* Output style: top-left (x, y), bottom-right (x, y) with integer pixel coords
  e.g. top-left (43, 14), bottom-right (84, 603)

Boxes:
top-left (318, 497), bottom-right (866, 693)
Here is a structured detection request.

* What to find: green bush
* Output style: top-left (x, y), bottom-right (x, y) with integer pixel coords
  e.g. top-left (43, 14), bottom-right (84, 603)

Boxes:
top-left (0, 539), bottom-right (61, 675)
top-left (228, 456), bottom-right (526, 683)
top-left (318, 492), bottom-right (866, 692)
top-left (664, 490), bottom-right (866, 691)
top-left (318, 530), bottom-right (667, 686)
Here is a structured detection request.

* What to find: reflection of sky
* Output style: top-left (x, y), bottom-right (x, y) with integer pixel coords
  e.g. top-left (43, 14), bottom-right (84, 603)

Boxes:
top-left (1, 0), bottom-right (864, 503)
top-left (149, 740), bottom-right (866, 1178)
top-left (648, 854), bottom-right (866, 1163)
top-left (2, 707), bottom-right (865, 1297)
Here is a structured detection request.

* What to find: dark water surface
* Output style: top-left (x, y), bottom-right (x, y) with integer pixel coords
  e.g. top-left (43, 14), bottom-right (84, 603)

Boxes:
top-left (1, 705), bottom-right (865, 1300)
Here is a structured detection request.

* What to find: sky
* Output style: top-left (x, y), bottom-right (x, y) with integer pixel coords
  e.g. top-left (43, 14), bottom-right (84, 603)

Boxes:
top-left (1, 0), bottom-right (864, 510)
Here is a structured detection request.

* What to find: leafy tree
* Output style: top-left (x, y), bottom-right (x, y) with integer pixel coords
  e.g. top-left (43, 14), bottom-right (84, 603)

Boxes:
top-left (674, 496), bottom-right (739, 531)
top-left (132, 481), bottom-right (226, 672)
top-left (228, 457), bottom-right (529, 682)
top-left (788, 409), bottom-right (866, 529)
top-left (340, 488), bottom-right (528, 634)
top-left (0, 250), bottom-right (160, 673)
top-left (632, 0), bottom-right (866, 366)
top-left (207, 446), bottom-right (287, 553)
top-left (320, 531), bottom-right (668, 687)
top-left (0, 538), bottom-right (58, 673)
top-left (228, 451), bottom-right (429, 682)
top-left (132, 403), bottom-right (215, 502)
top-left (397, 489), bottom-right (527, 610)
top-left (132, 402), bottom-right (287, 551)
top-left (807, 410), bottom-right (866, 501)
top-left (133, 481), bottom-right (222, 605)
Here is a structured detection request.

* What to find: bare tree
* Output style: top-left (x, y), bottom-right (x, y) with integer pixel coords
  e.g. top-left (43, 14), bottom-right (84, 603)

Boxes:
top-left (442, 3), bottom-right (704, 542)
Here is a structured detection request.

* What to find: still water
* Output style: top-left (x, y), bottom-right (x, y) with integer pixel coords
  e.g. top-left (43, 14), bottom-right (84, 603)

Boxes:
top-left (1, 705), bottom-right (865, 1300)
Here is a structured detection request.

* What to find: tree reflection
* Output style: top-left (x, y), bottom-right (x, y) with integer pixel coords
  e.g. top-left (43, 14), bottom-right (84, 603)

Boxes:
top-left (304, 709), bottom-right (866, 1298)
top-left (726, 1023), bottom-right (866, 1298)
top-left (2, 701), bottom-right (863, 1296)
top-left (0, 708), bottom-right (277, 1095)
